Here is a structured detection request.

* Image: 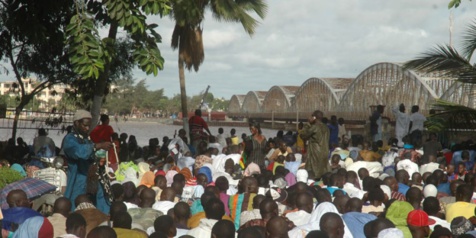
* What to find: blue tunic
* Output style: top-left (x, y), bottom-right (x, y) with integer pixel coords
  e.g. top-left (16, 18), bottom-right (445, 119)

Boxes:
top-left (63, 133), bottom-right (95, 210)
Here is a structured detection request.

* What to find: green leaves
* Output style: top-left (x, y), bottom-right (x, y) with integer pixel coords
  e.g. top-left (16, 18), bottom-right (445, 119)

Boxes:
top-left (65, 13), bottom-right (106, 79)
top-left (134, 45), bottom-right (164, 76)
top-left (448, 0), bottom-right (472, 9)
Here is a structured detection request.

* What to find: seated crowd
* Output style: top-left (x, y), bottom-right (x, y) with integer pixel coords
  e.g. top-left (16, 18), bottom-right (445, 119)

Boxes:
top-left (2, 123), bottom-right (476, 238)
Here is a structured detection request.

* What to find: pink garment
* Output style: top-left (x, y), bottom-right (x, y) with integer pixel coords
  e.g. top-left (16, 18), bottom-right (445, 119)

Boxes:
top-left (244, 162), bottom-right (261, 177)
top-left (165, 170), bottom-right (178, 186)
top-left (285, 173), bottom-right (296, 187)
top-left (220, 192), bottom-right (230, 215)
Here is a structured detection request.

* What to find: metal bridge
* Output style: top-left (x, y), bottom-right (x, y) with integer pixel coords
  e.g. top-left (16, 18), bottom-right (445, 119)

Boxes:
top-left (227, 62), bottom-right (462, 123)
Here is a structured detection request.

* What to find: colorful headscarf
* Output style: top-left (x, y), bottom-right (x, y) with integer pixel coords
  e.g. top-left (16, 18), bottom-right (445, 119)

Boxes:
top-left (140, 171), bottom-right (155, 188)
top-left (385, 201), bottom-right (414, 238)
top-left (198, 166), bottom-right (212, 184)
top-left (180, 168), bottom-right (193, 181)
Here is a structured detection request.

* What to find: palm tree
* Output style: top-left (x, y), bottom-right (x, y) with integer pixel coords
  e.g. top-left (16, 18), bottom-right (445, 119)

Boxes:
top-left (403, 19), bottom-right (476, 132)
top-left (170, 0), bottom-right (268, 132)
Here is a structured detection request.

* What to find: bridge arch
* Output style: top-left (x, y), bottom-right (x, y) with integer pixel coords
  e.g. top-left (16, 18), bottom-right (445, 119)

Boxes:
top-left (440, 82), bottom-right (476, 109)
top-left (242, 91), bottom-right (267, 113)
top-left (262, 86), bottom-right (299, 113)
top-left (294, 77), bottom-right (353, 113)
top-left (337, 62), bottom-right (448, 119)
top-left (228, 95), bottom-right (246, 112)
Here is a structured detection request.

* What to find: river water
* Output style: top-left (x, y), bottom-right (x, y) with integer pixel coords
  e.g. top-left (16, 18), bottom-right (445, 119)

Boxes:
top-left (1, 121), bottom-right (280, 147)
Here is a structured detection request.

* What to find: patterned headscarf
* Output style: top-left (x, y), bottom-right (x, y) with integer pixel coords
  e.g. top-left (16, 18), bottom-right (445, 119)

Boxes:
top-left (451, 216), bottom-right (474, 236)
top-left (180, 168), bottom-right (193, 181)
top-left (140, 171), bottom-right (155, 188)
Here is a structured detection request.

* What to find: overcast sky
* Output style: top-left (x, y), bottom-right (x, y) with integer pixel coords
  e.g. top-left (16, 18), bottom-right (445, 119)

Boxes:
top-left (1, 0), bottom-right (474, 99)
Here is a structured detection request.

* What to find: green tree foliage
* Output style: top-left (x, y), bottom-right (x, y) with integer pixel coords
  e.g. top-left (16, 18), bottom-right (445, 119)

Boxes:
top-left (0, 168), bottom-right (24, 189)
top-left (0, 0), bottom-right (78, 139)
top-left (64, 0), bottom-right (171, 128)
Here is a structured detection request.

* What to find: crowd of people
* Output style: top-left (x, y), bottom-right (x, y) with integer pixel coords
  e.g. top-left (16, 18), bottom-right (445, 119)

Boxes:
top-left (0, 105), bottom-right (476, 238)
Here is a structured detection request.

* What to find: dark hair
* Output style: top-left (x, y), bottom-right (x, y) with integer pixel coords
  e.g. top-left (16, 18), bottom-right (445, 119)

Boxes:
top-left (367, 186), bottom-right (385, 202)
top-left (212, 220), bottom-right (235, 238)
top-left (110, 201), bottom-right (127, 218)
top-left (422, 196), bottom-right (440, 215)
top-left (215, 176), bottom-right (229, 192)
top-left (411, 105), bottom-right (419, 113)
top-left (38, 128), bottom-right (47, 136)
top-left (154, 215), bottom-right (174, 234)
top-left (173, 173), bottom-right (185, 184)
top-left (112, 211), bottom-right (132, 229)
top-left (100, 114), bottom-right (109, 123)
top-left (194, 109), bottom-right (202, 116)
top-left (111, 183), bottom-right (124, 200)
top-left (204, 198), bottom-right (225, 220)
top-left (66, 213), bottom-right (86, 232)
top-left (218, 128), bottom-right (224, 134)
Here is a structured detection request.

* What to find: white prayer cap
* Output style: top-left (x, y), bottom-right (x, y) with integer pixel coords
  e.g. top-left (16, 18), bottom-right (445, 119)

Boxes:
top-left (73, 109), bottom-right (92, 121)
top-left (296, 169), bottom-right (308, 183)
top-left (423, 184), bottom-right (437, 198)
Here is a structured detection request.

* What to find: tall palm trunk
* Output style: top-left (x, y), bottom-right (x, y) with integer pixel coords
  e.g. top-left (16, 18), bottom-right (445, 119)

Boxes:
top-left (179, 52), bottom-right (189, 135)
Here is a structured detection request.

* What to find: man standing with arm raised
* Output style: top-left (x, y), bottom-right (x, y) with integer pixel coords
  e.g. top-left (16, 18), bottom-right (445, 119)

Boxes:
top-left (300, 110), bottom-right (330, 180)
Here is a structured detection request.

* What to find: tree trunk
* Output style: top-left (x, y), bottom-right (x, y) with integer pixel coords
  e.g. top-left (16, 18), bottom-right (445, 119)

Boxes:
top-left (11, 96), bottom-right (31, 140)
top-left (179, 53), bottom-right (189, 136)
top-left (90, 22), bottom-right (118, 130)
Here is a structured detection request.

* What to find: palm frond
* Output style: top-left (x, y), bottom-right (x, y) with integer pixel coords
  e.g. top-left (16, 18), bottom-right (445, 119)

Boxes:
top-left (462, 19), bottom-right (476, 60)
top-left (427, 99), bottom-right (476, 132)
top-left (403, 44), bottom-right (476, 83)
top-left (210, 0), bottom-right (267, 36)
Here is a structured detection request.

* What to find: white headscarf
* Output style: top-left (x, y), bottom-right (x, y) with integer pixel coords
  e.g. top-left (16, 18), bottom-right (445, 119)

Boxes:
top-left (298, 202), bottom-right (354, 238)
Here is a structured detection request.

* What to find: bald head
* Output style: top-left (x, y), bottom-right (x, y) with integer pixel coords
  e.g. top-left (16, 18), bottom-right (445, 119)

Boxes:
top-left (160, 188), bottom-right (176, 202)
top-left (173, 202), bottom-right (191, 220)
top-left (345, 197), bottom-right (363, 213)
top-left (53, 197), bottom-right (72, 217)
top-left (320, 213), bottom-right (345, 238)
top-left (75, 194), bottom-right (92, 207)
top-left (140, 188), bottom-right (157, 208)
top-left (259, 198), bottom-right (278, 219)
top-left (266, 216), bottom-right (289, 238)
top-left (333, 195), bottom-right (350, 214)
top-left (296, 192), bottom-right (313, 213)
top-left (7, 189), bottom-right (29, 208)
top-left (241, 177), bottom-right (258, 194)
top-left (252, 194), bottom-right (266, 209)
top-left (154, 175), bottom-right (167, 190)
top-left (363, 218), bottom-right (395, 238)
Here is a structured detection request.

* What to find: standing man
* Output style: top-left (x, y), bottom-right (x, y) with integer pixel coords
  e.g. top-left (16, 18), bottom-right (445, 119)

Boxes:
top-left (409, 105), bottom-right (426, 133)
top-left (370, 105), bottom-right (384, 142)
top-left (300, 110), bottom-right (330, 180)
top-left (33, 128), bottom-right (56, 157)
top-left (392, 103), bottom-right (410, 147)
top-left (189, 109), bottom-right (212, 152)
top-left (90, 114), bottom-right (117, 169)
top-left (63, 110), bottom-right (112, 210)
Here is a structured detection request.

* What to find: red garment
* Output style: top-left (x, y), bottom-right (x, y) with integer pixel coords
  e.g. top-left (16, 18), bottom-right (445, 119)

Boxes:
top-left (90, 124), bottom-right (114, 143)
top-left (90, 124), bottom-right (116, 164)
top-left (267, 161), bottom-right (275, 172)
top-left (189, 116), bottom-right (209, 141)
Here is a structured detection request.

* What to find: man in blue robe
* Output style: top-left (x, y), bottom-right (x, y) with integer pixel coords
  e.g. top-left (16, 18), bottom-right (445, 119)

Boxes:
top-left (63, 110), bottom-right (111, 210)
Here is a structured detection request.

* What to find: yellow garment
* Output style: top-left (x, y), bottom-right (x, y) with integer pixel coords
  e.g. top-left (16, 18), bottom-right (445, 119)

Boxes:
top-left (269, 147), bottom-right (293, 162)
top-left (445, 202), bottom-right (476, 222)
top-left (296, 130), bottom-right (304, 149)
top-left (188, 212), bottom-right (233, 228)
top-left (359, 150), bottom-right (382, 162)
top-left (113, 228), bottom-right (148, 238)
top-left (231, 137), bottom-right (239, 145)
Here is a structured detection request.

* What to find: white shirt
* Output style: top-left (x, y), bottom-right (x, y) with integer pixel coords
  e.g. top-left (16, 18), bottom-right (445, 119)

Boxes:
top-left (410, 112), bottom-right (427, 132)
top-left (240, 209), bottom-right (261, 226)
top-left (392, 106), bottom-right (410, 143)
top-left (152, 200), bottom-right (176, 214)
top-left (396, 159), bottom-right (419, 177)
top-left (187, 218), bottom-right (218, 238)
top-left (343, 182), bottom-right (365, 199)
top-left (420, 162), bottom-right (440, 175)
top-left (216, 134), bottom-right (227, 149)
top-left (286, 210), bottom-right (311, 226)
top-left (429, 215), bottom-right (451, 231)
